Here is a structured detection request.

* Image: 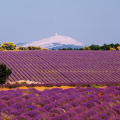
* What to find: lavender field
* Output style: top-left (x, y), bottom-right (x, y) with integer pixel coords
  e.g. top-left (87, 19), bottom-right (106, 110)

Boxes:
top-left (0, 86), bottom-right (120, 120)
top-left (0, 50), bottom-right (120, 85)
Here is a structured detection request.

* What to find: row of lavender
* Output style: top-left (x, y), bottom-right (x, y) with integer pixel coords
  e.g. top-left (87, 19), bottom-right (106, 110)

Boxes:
top-left (0, 50), bottom-right (120, 84)
top-left (0, 85), bottom-right (120, 120)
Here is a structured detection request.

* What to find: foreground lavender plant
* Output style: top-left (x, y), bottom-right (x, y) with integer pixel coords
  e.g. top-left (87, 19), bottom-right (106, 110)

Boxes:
top-left (0, 86), bottom-right (120, 119)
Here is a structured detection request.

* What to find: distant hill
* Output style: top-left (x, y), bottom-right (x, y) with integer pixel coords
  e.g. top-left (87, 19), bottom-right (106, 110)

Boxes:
top-left (16, 42), bottom-right (27, 48)
top-left (19, 35), bottom-right (84, 50)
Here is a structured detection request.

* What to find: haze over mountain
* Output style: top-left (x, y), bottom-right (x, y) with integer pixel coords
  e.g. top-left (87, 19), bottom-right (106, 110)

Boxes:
top-left (17, 35), bottom-right (84, 50)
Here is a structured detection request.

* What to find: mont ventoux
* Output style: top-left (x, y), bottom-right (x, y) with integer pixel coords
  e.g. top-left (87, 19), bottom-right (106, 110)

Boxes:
top-left (16, 34), bottom-right (85, 50)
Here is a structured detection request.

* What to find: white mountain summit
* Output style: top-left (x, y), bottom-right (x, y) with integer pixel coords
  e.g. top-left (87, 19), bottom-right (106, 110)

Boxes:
top-left (21, 35), bottom-right (84, 50)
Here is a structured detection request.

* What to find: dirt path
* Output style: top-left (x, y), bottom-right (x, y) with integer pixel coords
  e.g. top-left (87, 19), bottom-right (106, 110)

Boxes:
top-left (0, 86), bottom-right (77, 91)
top-left (0, 85), bottom-right (112, 91)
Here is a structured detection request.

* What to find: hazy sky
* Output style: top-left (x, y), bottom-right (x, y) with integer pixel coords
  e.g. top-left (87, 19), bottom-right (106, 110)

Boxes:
top-left (0, 0), bottom-right (120, 46)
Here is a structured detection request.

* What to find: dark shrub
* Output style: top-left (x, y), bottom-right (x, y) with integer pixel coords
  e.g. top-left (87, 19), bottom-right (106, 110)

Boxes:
top-left (0, 63), bottom-right (12, 84)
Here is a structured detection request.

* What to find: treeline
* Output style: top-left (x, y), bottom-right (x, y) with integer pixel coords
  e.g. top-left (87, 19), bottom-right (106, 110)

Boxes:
top-left (0, 42), bottom-right (120, 51)
top-left (0, 42), bottom-right (49, 51)
top-left (56, 43), bottom-right (120, 50)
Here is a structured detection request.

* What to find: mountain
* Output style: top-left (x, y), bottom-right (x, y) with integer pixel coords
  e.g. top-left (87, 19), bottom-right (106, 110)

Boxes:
top-left (16, 42), bottom-right (27, 48)
top-left (20, 35), bottom-right (84, 50)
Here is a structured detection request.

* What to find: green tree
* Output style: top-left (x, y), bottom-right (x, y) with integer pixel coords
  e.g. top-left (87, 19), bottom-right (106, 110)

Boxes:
top-left (79, 48), bottom-right (83, 50)
top-left (27, 46), bottom-right (42, 50)
top-left (89, 44), bottom-right (100, 50)
top-left (100, 44), bottom-right (110, 50)
top-left (83, 46), bottom-right (91, 50)
top-left (0, 63), bottom-right (12, 84)
top-left (43, 48), bottom-right (49, 50)
top-left (74, 48), bottom-right (78, 50)
top-left (67, 47), bottom-right (72, 50)
top-left (2, 42), bottom-right (17, 50)
top-left (0, 46), bottom-right (4, 51)
top-left (114, 43), bottom-right (120, 50)
top-left (109, 43), bottom-right (114, 48)
top-left (63, 48), bottom-right (66, 50)
top-left (17, 46), bottom-right (28, 50)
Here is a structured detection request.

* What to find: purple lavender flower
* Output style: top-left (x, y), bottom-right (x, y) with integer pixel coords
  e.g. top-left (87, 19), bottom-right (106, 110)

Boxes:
top-left (9, 110), bottom-right (23, 116)
top-left (50, 113), bottom-right (70, 120)
top-left (33, 112), bottom-right (51, 120)
top-left (47, 97), bottom-right (56, 103)
top-left (61, 104), bottom-right (73, 111)
top-left (71, 115), bottom-right (84, 120)
top-left (107, 109), bottom-right (118, 117)
top-left (113, 91), bottom-right (120, 96)
top-left (51, 95), bottom-right (61, 100)
top-left (1, 106), bottom-right (16, 114)
top-left (98, 95), bottom-right (113, 102)
top-left (107, 100), bottom-right (117, 107)
top-left (49, 88), bottom-right (63, 92)
top-left (50, 102), bottom-right (59, 108)
top-left (1, 96), bottom-right (11, 101)
top-left (10, 102), bottom-right (25, 110)
top-left (14, 115), bottom-right (31, 120)
top-left (65, 110), bottom-right (77, 118)
top-left (9, 104), bottom-right (23, 109)
top-left (0, 103), bottom-right (8, 110)
top-left (91, 99), bottom-right (101, 105)
top-left (98, 113), bottom-right (110, 119)
top-left (33, 91), bottom-right (42, 96)
top-left (32, 115), bottom-right (46, 120)
top-left (42, 105), bottom-right (53, 111)
top-left (5, 99), bottom-right (17, 106)
top-left (70, 101), bottom-right (79, 107)
top-left (37, 107), bottom-right (47, 114)
top-left (23, 110), bottom-right (39, 118)
top-left (81, 103), bottom-right (90, 109)
top-left (0, 113), bottom-right (4, 120)
top-left (89, 116), bottom-right (103, 120)
top-left (82, 110), bottom-right (97, 119)
top-left (73, 106), bottom-right (89, 114)
top-left (12, 96), bottom-right (25, 103)
top-left (42, 99), bottom-right (51, 104)
top-left (22, 98), bottom-right (37, 106)
top-left (50, 108), bottom-right (65, 115)
top-left (89, 93), bottom-right (99, 99)
top-left (22, 94), bottom-right (33, 100)
top-left (68, 95), bottom-right (77, 101)
top-left (18, 108), bottom-right (28, 113)
top-left (116, 86), bottom-right (120, 90)
top-left (105, 111), bottom-right (116, 118)
top-left (36, 100), bottom-right (46, 107)
top-left (24, 105), bottom-right (38, 111)
top-left (115, 114), bottom-right (120, 119)
top-left (112, 106), bottom-right (120, 114)
top-left (56, 98), bottom-right (70, 106)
